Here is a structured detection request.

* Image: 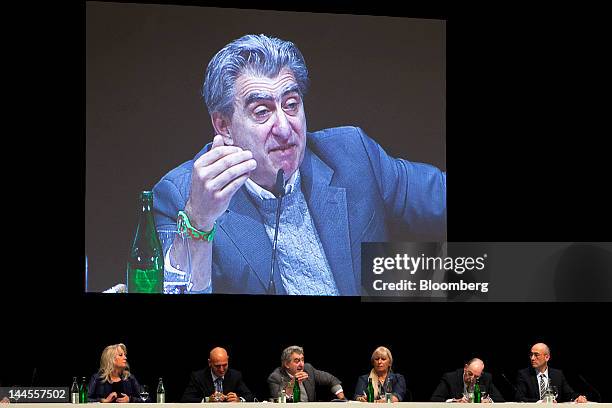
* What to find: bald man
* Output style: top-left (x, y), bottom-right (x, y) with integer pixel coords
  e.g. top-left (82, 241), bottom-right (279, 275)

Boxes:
top-left (181, 347), bottom-right (254, 402)
top-left (430, 358), bottom-right (505, 402)
top-left (515, 343), bottom-right (587, 403)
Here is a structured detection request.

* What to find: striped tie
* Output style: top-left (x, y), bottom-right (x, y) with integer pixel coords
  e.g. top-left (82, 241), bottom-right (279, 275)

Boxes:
top-left (215, 377), bottom-right (223, 393)
top-left (539, 374), bottom-right (547, 399)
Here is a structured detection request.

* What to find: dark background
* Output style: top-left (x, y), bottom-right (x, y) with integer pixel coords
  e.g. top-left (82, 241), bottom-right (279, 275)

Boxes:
top-left (3, 0), bottom-right (611, 404)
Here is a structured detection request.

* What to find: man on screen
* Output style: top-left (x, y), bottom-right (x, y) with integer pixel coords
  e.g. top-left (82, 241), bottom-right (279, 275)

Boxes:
top-left (515, 343), bottom-right (587, 403)
top-left (153, 33), bottom-right (446, 294)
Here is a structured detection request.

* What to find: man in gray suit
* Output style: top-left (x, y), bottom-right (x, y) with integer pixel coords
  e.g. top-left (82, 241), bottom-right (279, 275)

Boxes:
top-left (268, 346), bottom-right (345, 401)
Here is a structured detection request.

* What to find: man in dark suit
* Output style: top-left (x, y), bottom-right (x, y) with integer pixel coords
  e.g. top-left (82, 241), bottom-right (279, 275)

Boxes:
top-left (181, 347), bottom-right (254, 402)
top-left (430, 358), bottom-right (505, 402)
top-left (267, 345), bottom-right (345, 401)
top-left (515, 342), bottom-right (587, 403)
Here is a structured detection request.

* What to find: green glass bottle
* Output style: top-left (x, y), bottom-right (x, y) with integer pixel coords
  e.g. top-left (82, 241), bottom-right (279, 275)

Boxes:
top-left (367, 377), bottom-right (375, 403)
top-left (79, 376), bottom-right (88, 403)
top-left (127, 191), bottom-right (164, 293)
top-left (473, 378), bottom-right (481, 403)
top-left (292, 377), bottom-right (301, 403)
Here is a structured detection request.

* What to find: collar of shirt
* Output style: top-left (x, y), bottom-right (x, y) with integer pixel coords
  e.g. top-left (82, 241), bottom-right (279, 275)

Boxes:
top-left (285, 370), bottom-right (302, 383)
top-left (536, 368), bottom-right (549, 382)
top-left (284, 369), bottom-right (295, 380)
top-left (245, 170), bottom-right (299, 199)
top-left (211, 370), bottom-right (224, 383)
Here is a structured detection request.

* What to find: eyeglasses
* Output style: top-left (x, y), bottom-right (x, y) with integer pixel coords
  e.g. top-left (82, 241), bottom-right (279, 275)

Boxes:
top-left (464, 370), bottom-right (480, 379)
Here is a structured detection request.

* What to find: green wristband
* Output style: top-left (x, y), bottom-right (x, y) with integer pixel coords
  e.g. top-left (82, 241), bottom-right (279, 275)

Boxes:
top-left (177, 210), bottom-right (216, 241)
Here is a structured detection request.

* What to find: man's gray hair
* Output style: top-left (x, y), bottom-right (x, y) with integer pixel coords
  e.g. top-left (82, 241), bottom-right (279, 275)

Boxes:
top-left (281, 345), bottom-right (304, 365)
top-left (203, 34), bottom-right (310, 118)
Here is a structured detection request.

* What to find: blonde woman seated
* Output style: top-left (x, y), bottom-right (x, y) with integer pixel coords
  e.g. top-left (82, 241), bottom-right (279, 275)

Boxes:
top-left (88, 343), bottom-right (142, 403)
top-left (354, 347), bottom-right (407, 402)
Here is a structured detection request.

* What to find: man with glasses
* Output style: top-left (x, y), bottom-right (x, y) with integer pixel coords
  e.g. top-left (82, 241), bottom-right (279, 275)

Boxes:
top-left (430, 358), bottom-right (504, 402)
top-left (515, 342), bottom-right (587, 403)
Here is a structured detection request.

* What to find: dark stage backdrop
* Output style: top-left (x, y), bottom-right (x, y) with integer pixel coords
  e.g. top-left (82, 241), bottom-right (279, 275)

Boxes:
top-left (5, 297), bottom-right (612, 402)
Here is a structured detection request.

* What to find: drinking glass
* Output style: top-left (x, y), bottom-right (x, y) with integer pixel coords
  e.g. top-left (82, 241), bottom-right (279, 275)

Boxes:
top-left (158, 229), bottom-right (192, 294)
top-left (463, 387), bottom-right (474, 402)
top-left (480, 387), bottom-right (490, 402)
top-left (139, 385), bottom-right (149, 402)
top-left (549, 385), bottom-right (558, 401)
top-left (385, 392), bottom-right (393, 403)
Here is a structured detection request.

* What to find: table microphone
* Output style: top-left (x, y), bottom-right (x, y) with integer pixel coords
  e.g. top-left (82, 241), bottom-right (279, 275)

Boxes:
top-left (30, 367), bottom-right (37, 386)
top-left (577, 374), bottom-right (601, 402)
top-left (267, 169), bottom-right (285, 294)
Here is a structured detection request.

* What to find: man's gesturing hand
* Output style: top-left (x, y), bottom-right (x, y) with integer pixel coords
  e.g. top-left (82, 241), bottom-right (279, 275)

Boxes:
top-left (184, 135), bottom-right (257, 230)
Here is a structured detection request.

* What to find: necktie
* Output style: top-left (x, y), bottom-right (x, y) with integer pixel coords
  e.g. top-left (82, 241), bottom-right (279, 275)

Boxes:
top-left (539, 374), bottom-right (547, 399)
top-left (215, 377), bottom-right (223, 393)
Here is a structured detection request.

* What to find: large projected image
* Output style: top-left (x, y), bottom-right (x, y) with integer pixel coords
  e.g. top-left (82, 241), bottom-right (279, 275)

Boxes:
top-left (86, 3), bottom-right (446, 294)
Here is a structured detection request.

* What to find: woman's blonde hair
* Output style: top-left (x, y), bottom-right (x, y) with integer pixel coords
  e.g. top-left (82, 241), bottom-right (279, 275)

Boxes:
top-left (98, 343), bottom-right (130, 383)
top-left (368, 346), bottom-right (393, 399)
top-left (371, 346), bottom-right (393, 367)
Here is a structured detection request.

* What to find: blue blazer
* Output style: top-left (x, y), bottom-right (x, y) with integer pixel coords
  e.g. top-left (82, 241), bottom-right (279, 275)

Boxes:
top-left (153, 126), bottom-right (446, 295)
top-left (354, 372), bottom-right (408, 401)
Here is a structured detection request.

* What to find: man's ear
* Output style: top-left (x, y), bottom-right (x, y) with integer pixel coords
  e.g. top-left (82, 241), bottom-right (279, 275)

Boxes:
top-left (211, 112), bottom-right (233, 145)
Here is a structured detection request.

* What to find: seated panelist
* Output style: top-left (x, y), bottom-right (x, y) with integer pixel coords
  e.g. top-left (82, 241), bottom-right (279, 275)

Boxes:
top-left (181, 347), bottom-right (254, 402)
top-left (87, 343), bottom-right (142, 403)
top-left (268, 345), bottom-right (345, 401)
top-left (354, 346), bottom-right (407, 402)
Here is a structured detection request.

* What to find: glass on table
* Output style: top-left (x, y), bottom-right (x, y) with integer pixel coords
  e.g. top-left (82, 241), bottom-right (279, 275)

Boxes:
top-left (157, 229), bottom-right (193, 294)
top-left (277, 381), bottom-right (288, 403)
top-left (547, 385), bottom-right (559, 402)
top-left (463, 389), bottom-right (474, 402)
top-left (480, 386), bottom-right (490, 402)
top-left (139, 385), bottom-right (149, 402)
top-left (280, 379), bottom-right (293, 402)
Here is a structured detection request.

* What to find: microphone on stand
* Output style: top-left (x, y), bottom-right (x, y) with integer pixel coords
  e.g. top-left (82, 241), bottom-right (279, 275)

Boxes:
top-left (577, 374), bottom-right (601, 402)
top-left (500, 373), bottom-right (525, 402)
top-left (31, 367), bottom-right (38, 386)
top-left (267, 169), bottom-right (285, 294)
